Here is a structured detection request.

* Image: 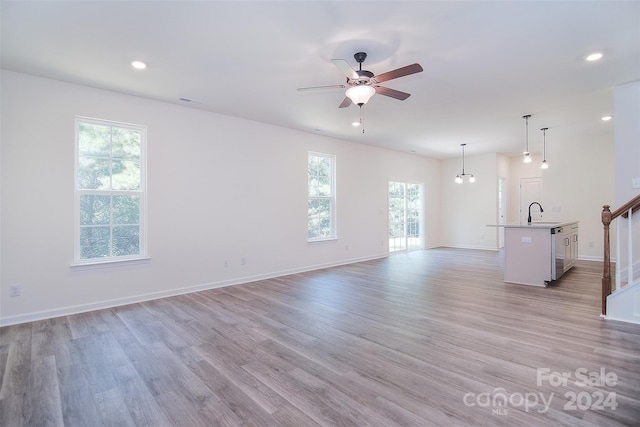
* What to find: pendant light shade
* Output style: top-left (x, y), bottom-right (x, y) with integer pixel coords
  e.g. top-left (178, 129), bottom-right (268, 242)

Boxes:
top-left (455, 143), bottom-right (475, 183)
top-left (346, 85), bottom-right (375, 106)
top-left (523, 114), bottom-right (532, 163)
top-left (541, 127), bottom-right (549, 169)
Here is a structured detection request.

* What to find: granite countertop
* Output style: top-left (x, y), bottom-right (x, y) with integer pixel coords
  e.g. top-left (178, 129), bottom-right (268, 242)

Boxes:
top-left (486, 221), bottom-right (579, 229)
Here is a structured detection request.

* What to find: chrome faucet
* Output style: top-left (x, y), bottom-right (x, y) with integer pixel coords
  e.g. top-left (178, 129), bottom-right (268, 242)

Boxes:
top-left (528, 202), bottom-right (544, 224)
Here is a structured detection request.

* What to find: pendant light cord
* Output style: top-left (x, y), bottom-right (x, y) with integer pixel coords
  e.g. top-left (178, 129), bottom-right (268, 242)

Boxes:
top-left (523, 115), bottom-right (531, 153)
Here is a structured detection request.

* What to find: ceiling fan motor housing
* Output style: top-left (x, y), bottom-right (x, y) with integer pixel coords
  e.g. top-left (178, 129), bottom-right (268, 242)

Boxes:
top-left (351, 70), bottom-right (374, 86)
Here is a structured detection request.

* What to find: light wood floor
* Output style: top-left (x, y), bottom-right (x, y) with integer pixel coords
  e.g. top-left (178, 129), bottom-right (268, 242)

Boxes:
top-left (1, 248), bottom-right (640, 426)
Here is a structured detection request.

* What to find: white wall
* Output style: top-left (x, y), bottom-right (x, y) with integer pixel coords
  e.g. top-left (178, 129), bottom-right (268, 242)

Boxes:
top-left (0, 71), bottom-right (441, 325)
top-left (614, 81), bottom-right (640, 205)
top-left (440, 152), bottom-right (498, 250)
top-left (613, 81), bottom-right (640, 279)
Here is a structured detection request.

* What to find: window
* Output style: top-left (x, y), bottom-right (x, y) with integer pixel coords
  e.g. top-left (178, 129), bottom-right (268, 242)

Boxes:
top-left (389, 181), bottom-right (422, 252)
top-left (308, 152), bottom-right (336, 241)
top-left (75, 117), bottom-right (146, 263)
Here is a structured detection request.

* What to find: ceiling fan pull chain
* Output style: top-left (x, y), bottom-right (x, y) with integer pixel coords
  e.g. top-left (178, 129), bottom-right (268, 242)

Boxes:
top-left (361, 106), bottom-right (365, 134)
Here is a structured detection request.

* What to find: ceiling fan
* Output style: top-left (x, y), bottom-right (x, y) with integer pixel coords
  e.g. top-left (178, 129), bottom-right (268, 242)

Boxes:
top-left (297, 52), bottom-right (424, 108)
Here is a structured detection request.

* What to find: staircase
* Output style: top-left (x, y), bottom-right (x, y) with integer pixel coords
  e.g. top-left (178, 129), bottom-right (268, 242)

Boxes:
top-left (601, 194), bottom-right (640, 324)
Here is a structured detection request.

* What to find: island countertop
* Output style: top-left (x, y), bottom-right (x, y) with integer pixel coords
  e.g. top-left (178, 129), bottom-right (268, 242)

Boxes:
top-left (486, 221), bottom-right (578, 229)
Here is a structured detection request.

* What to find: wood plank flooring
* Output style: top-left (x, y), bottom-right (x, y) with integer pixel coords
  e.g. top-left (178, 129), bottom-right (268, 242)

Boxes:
top-left (1, 248), bottom-right (640, 426)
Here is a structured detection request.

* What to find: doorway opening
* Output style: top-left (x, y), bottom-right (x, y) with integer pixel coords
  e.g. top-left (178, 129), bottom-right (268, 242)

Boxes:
top-left (498, 177), bottom-right (507, 248)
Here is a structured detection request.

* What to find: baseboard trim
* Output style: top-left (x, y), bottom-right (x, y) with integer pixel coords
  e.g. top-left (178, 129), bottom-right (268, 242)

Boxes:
top-left (440, 244), bottom-right (499, 251)
top-left (578, 255), bottom-right (606, 262)
top-left (603, 315), bottom-right (640, 325)
top-left (0, 253), bottom-right (389, 327)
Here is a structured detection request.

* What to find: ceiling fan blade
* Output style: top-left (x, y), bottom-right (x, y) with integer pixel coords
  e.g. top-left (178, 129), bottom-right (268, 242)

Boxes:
top-left (338, 97), bottom-right (352, 108)
top-left (331, 59), bottom-right (359, 80)
top-left (375, 86), bottom-right (411, 100)
top-left (373, 63), bottom-right (423, 83)
top-left (297, 84), bottom-right (347, 91)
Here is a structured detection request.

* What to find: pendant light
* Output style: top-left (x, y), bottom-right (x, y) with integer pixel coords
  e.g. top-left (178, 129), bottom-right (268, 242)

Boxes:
top-left (540, 127), bottom-right (549, 169)
top-left (523, 114), bottom-right (532, 163)
top-left (455, 143), bottom-right (475, 183)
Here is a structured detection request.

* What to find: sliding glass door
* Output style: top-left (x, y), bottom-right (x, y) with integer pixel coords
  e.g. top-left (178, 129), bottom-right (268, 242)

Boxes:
top-left (389, 181), bottom-right (423, 252)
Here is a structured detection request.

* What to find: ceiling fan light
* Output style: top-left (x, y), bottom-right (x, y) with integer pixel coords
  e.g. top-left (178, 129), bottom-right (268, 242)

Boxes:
top-left (346, 85), bottom-right (375, 106)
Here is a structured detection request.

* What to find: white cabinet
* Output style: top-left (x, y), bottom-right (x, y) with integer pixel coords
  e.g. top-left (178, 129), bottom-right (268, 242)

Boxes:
top-left (554, 222), bottom-right (579, 280)
top-left (566, 223), bottom-right (579, 272)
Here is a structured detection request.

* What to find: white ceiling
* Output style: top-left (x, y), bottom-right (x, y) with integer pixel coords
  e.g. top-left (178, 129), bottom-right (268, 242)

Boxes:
top-left (2, 1), bottom-right (639, 159)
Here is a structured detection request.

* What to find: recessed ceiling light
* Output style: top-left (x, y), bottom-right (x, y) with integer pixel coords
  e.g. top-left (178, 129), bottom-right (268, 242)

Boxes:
top-left (131, 60), bottom-right (147, 70)
top-left (601, 115), bottom-right (613, 121)
top-left (585, 52), bottom-right (603, 62)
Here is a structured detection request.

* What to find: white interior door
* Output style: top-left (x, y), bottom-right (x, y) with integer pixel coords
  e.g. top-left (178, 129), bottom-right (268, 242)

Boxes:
top-left (520, 177), bottom-right (543, 224)
top-left (498, 177), bottom-right (506, 247)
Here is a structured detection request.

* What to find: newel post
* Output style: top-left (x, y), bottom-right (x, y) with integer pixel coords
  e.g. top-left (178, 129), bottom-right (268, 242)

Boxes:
top-left (601, 205), bottom-right (612, 316)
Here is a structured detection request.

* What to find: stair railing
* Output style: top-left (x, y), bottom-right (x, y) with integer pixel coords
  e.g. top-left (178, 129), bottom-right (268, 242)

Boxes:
top-left (601, 194), bottom-right (640, 315)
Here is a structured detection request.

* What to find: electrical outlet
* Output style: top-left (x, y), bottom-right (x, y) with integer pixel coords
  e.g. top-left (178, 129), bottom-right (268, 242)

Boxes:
top-left (241, 258), bottom-right (246, 266)
top-left (632, 178), bottom-right (640, 189)
top-left (9, 284), bottom-right (21, 297)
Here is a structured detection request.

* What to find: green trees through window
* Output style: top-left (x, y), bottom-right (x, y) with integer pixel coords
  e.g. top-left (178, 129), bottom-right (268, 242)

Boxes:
top-left (76, 118), bottom-right (146, 261)
top-left (308, 152), bottom-right (335, 240)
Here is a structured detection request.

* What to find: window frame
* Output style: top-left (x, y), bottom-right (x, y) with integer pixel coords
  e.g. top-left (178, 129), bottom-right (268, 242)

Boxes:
top-left (307, 151), bottom-right (337, 242)
top-left (73, 116), bottom-right (148, 266)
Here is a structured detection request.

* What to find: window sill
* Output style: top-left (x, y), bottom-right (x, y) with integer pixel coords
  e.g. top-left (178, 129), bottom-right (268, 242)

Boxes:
top-left (308, 237), bottom-right (338, 244)
top-left (70, 256), bottom-right (151, 271)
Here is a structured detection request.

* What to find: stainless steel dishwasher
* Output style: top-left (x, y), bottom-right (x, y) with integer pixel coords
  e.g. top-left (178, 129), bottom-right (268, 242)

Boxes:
top-left (550, 226), bottom-right (564, 280)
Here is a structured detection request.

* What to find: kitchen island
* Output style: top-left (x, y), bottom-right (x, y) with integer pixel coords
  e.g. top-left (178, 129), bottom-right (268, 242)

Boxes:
top-left (488, 222), bottom-right (579, 286)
